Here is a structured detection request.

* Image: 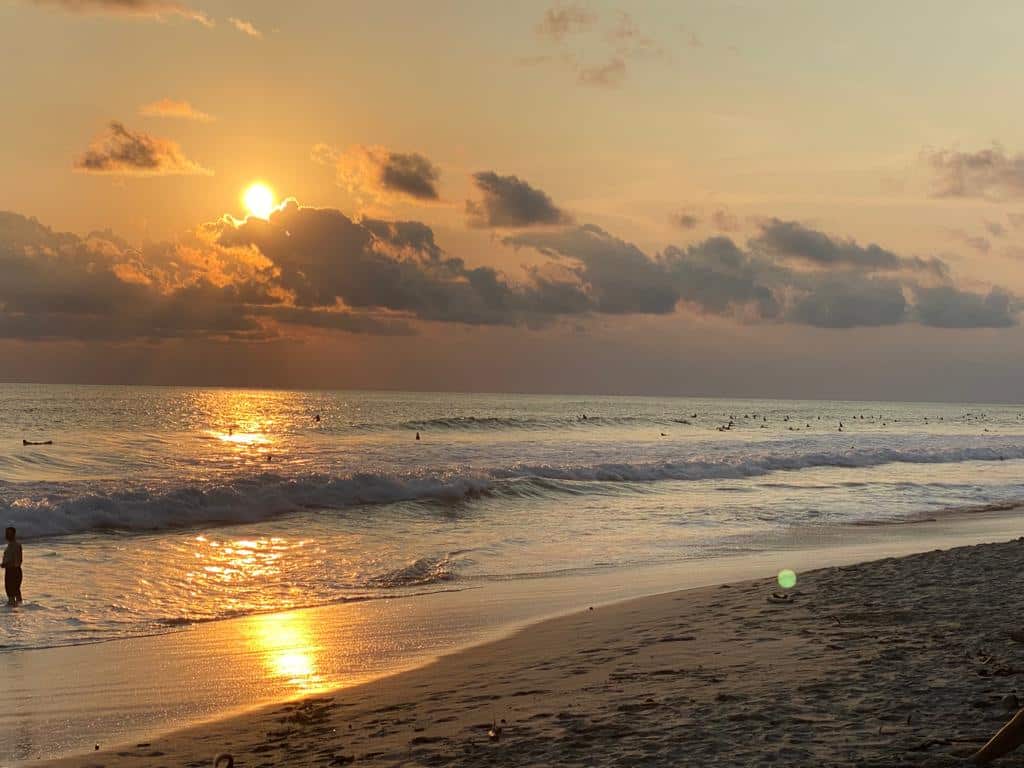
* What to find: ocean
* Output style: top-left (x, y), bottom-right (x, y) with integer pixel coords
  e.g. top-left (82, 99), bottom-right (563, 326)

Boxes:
top-left (2, 383), bottom-right (1024, 653)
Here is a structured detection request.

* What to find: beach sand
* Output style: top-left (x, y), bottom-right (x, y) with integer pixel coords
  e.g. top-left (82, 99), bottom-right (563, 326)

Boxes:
top-left (35, 536), bottom-right (1024, 768)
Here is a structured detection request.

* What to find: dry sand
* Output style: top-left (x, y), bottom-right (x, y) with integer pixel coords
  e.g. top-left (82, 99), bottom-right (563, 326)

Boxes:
top-left (38, 538), bottom-right (1024, 767)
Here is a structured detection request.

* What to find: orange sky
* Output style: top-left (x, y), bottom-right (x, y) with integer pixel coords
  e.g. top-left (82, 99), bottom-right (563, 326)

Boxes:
top-left (5, 1), bottom-right (1024, 399)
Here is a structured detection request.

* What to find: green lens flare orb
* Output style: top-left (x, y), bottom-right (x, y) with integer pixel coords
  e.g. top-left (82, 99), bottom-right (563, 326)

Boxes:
top-left (777, 569), bottom-right (797, 590)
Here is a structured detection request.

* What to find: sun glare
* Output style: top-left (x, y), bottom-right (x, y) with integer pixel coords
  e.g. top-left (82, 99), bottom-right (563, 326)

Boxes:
top-left (243, 183), bottom-right (275, 219)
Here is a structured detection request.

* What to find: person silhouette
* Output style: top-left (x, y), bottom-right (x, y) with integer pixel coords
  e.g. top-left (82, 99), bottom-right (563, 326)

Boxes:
top-left (2, 526), bottom-right (23, 606)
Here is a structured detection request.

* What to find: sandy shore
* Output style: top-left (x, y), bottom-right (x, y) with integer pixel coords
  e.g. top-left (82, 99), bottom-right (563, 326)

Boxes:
top-left (34, 536), bottom-right (1024, 767)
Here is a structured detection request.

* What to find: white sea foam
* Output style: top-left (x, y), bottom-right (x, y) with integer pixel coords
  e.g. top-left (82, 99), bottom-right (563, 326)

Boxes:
top-left (5, 439), bottom-right (1024, 539)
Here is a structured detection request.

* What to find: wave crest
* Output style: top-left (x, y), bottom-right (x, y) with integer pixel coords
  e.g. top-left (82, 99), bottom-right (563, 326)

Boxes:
top-left (5, 440), bottom-right (1024, 539)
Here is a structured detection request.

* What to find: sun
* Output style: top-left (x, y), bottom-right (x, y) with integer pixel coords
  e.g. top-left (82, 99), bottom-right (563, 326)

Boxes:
top-left (243, 183), bottom-right (275, 219)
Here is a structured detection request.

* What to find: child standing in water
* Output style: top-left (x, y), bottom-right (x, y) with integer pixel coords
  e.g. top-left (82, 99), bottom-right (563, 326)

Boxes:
top-left (2, 526), bottom-right (23, 606)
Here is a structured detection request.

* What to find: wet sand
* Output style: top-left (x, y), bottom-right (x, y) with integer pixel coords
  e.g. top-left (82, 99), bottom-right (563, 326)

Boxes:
top-left (34, 534), bottom-right (1024, 767)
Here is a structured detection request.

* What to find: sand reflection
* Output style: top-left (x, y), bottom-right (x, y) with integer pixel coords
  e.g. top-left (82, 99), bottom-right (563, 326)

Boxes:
top-left (243, 611), bottom-right (332, 694)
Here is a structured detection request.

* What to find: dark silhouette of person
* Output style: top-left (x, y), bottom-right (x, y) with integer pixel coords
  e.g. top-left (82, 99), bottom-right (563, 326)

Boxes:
top-left (2, 526), bottom-right (23, 606)
top-left (415, 431), bottom-right (421, 441)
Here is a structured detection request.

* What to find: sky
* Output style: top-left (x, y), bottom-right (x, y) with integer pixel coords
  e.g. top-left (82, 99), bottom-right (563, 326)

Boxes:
top-left (4, 0), bottom-right (1024, 400)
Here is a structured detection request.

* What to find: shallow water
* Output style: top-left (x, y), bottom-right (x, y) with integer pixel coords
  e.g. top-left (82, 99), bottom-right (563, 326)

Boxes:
top-left (2, 384), bottom-right (1024, 651)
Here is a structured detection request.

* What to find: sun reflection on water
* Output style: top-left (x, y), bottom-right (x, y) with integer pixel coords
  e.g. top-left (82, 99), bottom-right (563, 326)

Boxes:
top-left (188, 535), bottom-right (304, 588)
top-left (212, 431), bottom-right (272, 446)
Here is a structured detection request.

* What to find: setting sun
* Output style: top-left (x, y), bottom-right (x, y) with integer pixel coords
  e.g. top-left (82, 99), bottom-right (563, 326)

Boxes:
top-left (243, 183), bottom-right (275, 219)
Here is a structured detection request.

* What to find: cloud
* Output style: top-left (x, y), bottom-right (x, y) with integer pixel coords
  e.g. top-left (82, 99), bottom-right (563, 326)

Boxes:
top-left (139, 98), bottom-right (214, 122)
top-left (754, 219), bottom-right (947, 276)
top-left (466, 171), bottom-right (572, 228)
top-left (255, 306), bottom-right (414, 336)
top-left (607, 11), bottom-right (659, 57)
top-left (530, 5), bottom-right (659, 88)
top-left (508, 218), bottom-right (1014, 329)
top-left (579, 56), bottom-right (626, 87)
top-left (786, 278), bottom-right (908, 328)
top-left (507, 224), bottom-right (677, 314)
top-left (30, 0), bottom-right (211, 25)
top-left (228, 17), bottom-right (262, 39)
top-left (216, 201), bottom-right (591, 326)
top-left (313, 144), bottom-right (440, 204)
top-left (954, 232), bottom-right (992, 254)
top-left (673, 211), bottom-right (700, 230)
top-left (914, 286), bottom-right (1015, 328)
top-left (535, 3), bottom-right (595, 42)
top-left (662, 237), bottom-right (781, 319)
top-left (0, 205), bottom-right (1015, 345)
top-left (925, 144), bottom-right (1024, 200)
top-left (711, 209), bottom-right (740, 233)
top-left (75, 121), bottom-right (211, 176)
top-left (985, 220), bottom-right (1007, 238)
top-left (0, 212), bottom-right (272, 342)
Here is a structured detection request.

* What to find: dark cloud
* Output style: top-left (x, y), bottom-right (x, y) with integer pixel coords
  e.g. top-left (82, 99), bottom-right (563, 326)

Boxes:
top-left (754, 219), bottom-right (947, 276)
top-left (0, 205), bottom-right (1016, 345)
top-left (312, 144), bottom-right (440, 204)
top-left (508, 225), bottom-right (678, 314)
top-left (75, 121), bottom-right (210, 176)
top-left (508, 218), bottom-right (1015, 329)
top-left (0, 212), bottom-right (276, 342)
top-left (535, 3), bottom-right (595, 42)
top-left (755, 219), bottom-right (902, 269)
top-left (466, 172), bottom-right (571, 228)
top-left (218, 201), bottom-right (591, 326)
top-left (256, 306), bottom-right (414, 336)
top-left (925, 145), bottom-right (1024, 200)
top-left (663, 237), bottom-right (781, 319)
top-left (30, 0), bottom-right (211, 24)
top-left (914, 286), bottom-right (1015, 328)
top-left (378, 153), bottom-right (440, 201)
top-left (0, 210), bottom-right (406, 342)
top-left (673, 211), bottom-right (700, 230)
top-left (787, 278), bottom-right (908, 328)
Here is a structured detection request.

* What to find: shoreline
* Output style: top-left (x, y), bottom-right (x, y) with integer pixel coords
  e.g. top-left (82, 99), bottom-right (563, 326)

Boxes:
top-left (16, 514), bottom-right (1024, 768)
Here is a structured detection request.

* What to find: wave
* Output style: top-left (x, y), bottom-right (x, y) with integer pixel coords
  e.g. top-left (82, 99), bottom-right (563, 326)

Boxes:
top-left (492, 442), bottom-right (1024, 483)
top-left (399, 414), bottom-right (657, 431)
top-left (6, 441), bottom-right (1024, 539)
top-left (368, 554), bottom-right (458, 588)
top-left (1, 473), bottom-right (493, 539)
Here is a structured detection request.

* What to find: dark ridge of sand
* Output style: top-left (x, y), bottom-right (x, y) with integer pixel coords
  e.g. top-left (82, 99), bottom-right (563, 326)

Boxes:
top-left (38, 538), bottom-right (1024, 767)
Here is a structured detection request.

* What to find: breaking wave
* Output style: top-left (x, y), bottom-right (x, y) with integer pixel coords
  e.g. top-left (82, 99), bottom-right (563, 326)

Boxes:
top-left (5, 440), bottom-right (1024, 539)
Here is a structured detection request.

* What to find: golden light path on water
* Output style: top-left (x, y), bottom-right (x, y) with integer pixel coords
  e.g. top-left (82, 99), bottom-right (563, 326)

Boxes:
top-left (184, 534), bottom-right (315, 615)
top-left (190, 533), bottom-right (335, 695)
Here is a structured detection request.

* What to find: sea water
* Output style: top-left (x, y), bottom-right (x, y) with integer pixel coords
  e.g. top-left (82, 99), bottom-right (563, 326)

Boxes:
top-left (2, 384), bottom-right (1023, 652)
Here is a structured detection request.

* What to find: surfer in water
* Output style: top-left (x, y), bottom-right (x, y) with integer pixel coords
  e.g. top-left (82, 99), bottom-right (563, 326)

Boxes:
top-left (2, 527), bottom-right (23, 606)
